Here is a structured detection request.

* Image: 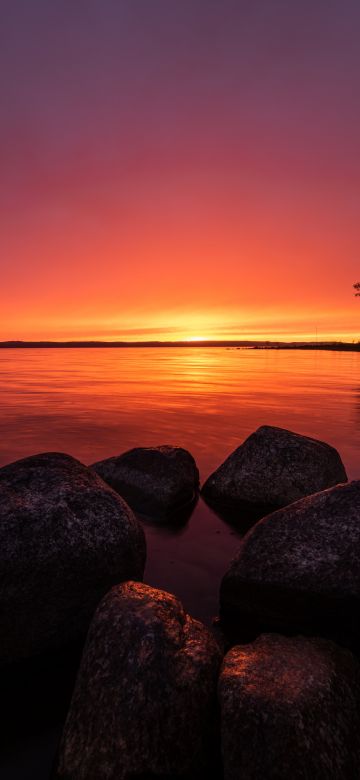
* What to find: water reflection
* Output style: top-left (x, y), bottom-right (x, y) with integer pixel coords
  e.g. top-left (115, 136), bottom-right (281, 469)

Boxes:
top-left (0, 347), bottom-right (359, 480)
top-left (1, 345), bottom-right (359, 621)
top-left (353, 387), bottom-right (360, 421)
top-left (137, 495), bottom-right (199, 536)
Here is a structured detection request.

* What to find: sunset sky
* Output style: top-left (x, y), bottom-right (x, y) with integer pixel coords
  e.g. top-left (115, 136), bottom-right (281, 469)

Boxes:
top-left (1, 1), bottom-right (359, 341)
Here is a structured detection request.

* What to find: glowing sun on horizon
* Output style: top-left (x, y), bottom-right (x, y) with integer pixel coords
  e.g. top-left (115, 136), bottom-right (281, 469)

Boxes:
top-left (185, 336), bottom-right (209, 342)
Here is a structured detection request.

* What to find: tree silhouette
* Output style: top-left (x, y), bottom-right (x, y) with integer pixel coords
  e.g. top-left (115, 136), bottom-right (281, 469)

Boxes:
top-left (354, 282), bottom-right (360, 296)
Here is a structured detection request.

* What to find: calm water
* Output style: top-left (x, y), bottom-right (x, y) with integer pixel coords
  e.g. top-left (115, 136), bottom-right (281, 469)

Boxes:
top-left (1, 346), bottom-right (360, 474)
top-left (1, 346), bottom-right (360, 624)
top-left (1, 346), bottom-right (360, 779)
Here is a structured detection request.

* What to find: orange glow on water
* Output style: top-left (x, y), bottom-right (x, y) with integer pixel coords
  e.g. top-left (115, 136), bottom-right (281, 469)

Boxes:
top-left (1, 346), bottom-right (360, 626)
top-left (1, 346), bottom-right (359, 480)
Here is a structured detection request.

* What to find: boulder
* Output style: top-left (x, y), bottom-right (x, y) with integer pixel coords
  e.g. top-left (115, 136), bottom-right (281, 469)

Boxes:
top-left (0, 452), bottom-right (146, 663)
top-left (202, 426), bottom-right (347, 520)
top-left (55, 581), bottom-right (222, 780)
top-left (220, 480), bottom-right (360, 647)
top-left (219, 634), bottom-right (360, 780)
top-left (92, 445), bottom-right (199, 519)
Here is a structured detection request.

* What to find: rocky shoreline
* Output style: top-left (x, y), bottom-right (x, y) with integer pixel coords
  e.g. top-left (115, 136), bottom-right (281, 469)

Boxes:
top-left (1, 426), bottom-right (359, 779)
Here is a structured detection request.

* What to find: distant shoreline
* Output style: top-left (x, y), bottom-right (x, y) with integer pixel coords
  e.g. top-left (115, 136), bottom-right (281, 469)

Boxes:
top-left (0, 340), bottom-right (359, 351)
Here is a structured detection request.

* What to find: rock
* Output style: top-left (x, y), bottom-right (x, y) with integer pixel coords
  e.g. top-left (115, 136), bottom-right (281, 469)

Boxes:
top-left (0, 453), bottom-right (146, 664)
top-left (55, 581), bottom-right (222, 780)
top-left (219, 634), bottom-right (360, 780)
top-left (202, 426), bottom-right (347, 520)
top-left (92, 445), bottom-right (199, 519)
top-left (220, 480), bottom-right (360, 647)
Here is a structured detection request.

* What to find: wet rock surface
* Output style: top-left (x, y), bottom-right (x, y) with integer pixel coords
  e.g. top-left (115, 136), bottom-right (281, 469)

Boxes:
top-left (220, 480), bottom-right (360, 647)
top-left (219, 633), bottom-right (360, 780)
top-left (0, 452), bottom-right (146, 663)
top-left (92, 445), bottom-right (199, 520)
top-left (55, 581), bottom-right (222, 780)
top-left (202, 426), bottom-right (347, 520)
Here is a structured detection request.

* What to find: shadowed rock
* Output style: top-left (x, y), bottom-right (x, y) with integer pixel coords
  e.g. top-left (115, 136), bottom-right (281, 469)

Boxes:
top-left (0, 452), bottom-right (146, 664)
top-left (55, 581), bottom-right (222, 780)
top-left (220, 480), bottom-right (360, 647)
top-left (202, 425), bottom-right (347, 520)
top-left (219, 634), bottom-right (360, 780)
top-left (92, 445), bottom-right (199, 520)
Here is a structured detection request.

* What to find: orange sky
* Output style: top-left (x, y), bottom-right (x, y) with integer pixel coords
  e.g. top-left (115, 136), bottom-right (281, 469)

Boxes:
top-left (1, 2), bottom-right (359, 342)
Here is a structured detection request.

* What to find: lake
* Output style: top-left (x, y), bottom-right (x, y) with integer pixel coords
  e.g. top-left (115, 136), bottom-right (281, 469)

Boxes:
top-left (1, 346), bottom-right (360, 624)
top-left (1, 346), bottom-right (360, 778)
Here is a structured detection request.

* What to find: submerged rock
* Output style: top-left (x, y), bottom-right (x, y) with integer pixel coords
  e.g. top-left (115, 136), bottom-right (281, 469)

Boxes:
top-left (0, 452), bottom-right (146, 664)
top-left (55, 581), bottom-right (222, 780)
top-left (92, 445), bottom-right (199, 519)
top-left (219, 634), bottom-right (360, 780)
top-left (220, 480), bottom-right (360, 647)
top-left (202, 425), bottom-right (347, 520)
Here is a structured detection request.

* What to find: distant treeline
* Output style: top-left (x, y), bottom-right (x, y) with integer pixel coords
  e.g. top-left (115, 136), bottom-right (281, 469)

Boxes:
top-left (0, 340), bottom-right (359, 351)
top-left (1, 339), bottom-right (260, 348)
top-left (254, 343), bottom-right (360, 352)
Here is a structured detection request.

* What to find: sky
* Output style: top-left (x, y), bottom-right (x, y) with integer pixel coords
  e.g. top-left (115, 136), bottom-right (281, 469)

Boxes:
top-left (1, 0), bottom-right (360, 341)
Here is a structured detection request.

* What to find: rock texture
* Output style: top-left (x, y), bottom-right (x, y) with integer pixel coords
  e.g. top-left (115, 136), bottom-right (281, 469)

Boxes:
top-left (55, 581), bottom-right (222, 780)
top-left (0, 452), bottom-right (146, 663)
top-left (221, 480), bottom-right (360, 646)
top-left (92, 445), bottom-right (199, 519)
top-left (219, 634), bottom-right (360, 780)
top-left (202, 425), bottom-right (347, 519)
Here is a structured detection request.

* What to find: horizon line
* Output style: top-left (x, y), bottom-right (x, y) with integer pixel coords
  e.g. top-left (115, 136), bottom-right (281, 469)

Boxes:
top-left (0, 338), bottom-right (359, 350)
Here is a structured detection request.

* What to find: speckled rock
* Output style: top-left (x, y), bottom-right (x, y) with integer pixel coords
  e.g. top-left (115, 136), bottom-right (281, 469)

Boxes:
top-left (0, 453), bottom-right (146, 664)
top-left (202, 426), bottom-right (347, 519)
top-left (92, 445), bottom-right (199, 519)
top-left (219, 634), bottom-right (360, 780)
top-left (55, 581), bottom-right (222, 780)
top-left (221, 480), bottom-right (360, 646)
